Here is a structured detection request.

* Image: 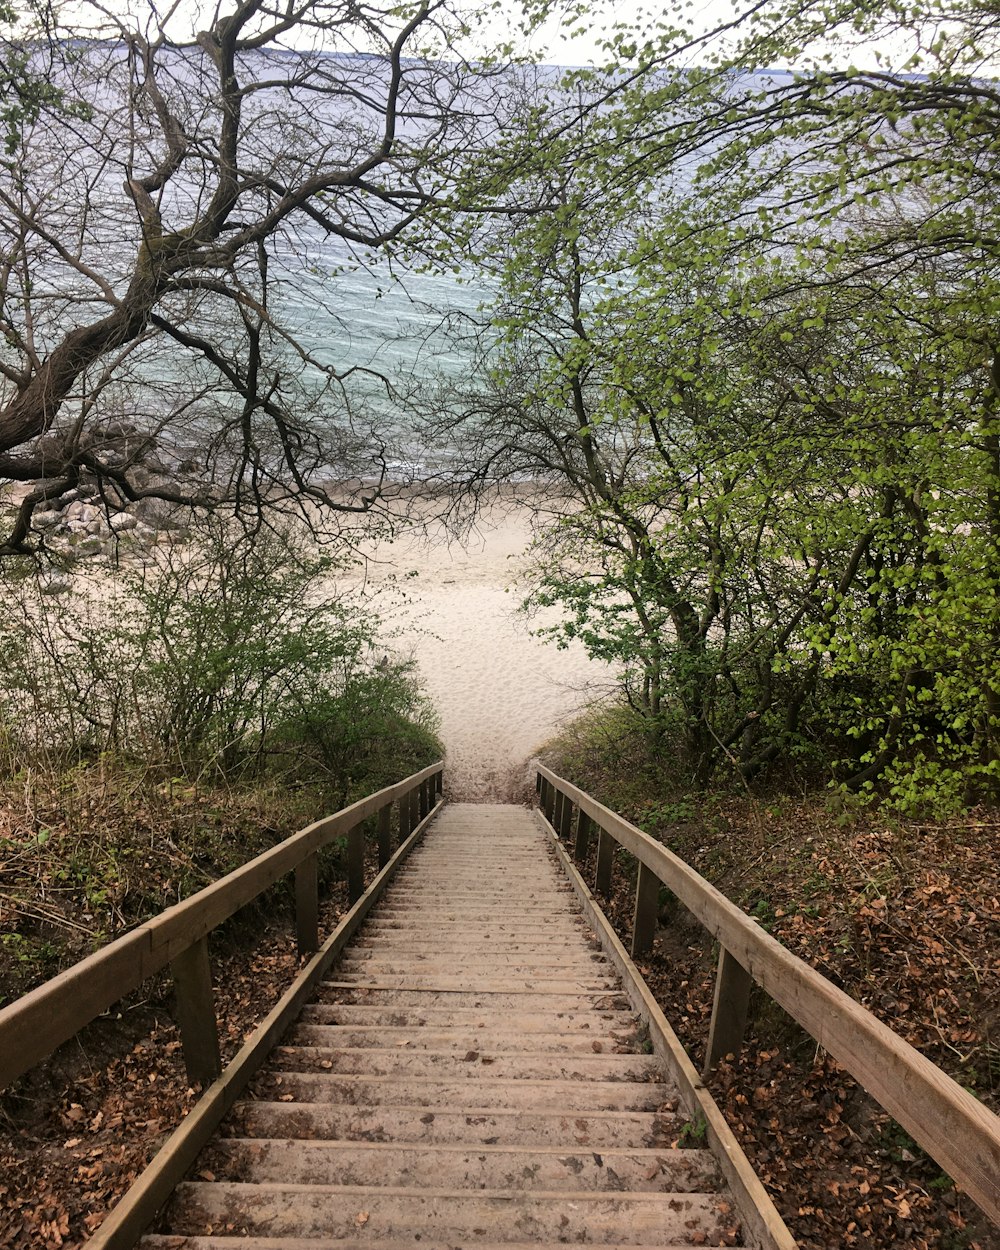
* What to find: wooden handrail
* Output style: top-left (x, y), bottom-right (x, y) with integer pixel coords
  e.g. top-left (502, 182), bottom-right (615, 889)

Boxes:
top-left (0, 761), bottom-right (444, 1090)
top-left (536, 763), bottom-right (1000, 1227)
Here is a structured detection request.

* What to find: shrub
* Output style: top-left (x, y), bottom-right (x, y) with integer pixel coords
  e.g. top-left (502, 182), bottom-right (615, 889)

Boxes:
top-left (0, 516), bottom-right (440, 794)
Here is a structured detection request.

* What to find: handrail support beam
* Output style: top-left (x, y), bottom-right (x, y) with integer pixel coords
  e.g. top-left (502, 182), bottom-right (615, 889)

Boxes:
top-left (705, 945), bottom-right (754, 1074)
top-left (170, 936), bottom-right (221, 1087)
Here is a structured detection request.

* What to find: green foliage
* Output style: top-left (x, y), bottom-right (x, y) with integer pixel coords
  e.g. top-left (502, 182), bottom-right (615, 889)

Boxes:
top-left (676, 1112), bottom-right (708, 1147)
top-left (0, 518), bottom-right (440, 800)
top-left (427, 0), bottom-right (1000, 812)
top-left (0, 0), bottom-right (85, 162)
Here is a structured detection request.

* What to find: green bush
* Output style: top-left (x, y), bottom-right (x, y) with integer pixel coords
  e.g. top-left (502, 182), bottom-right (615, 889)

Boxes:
top-left (0, 516), bottom-right (440, 794)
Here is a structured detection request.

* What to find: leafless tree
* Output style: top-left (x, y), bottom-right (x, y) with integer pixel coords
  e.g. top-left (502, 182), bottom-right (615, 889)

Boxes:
top-left (0, 0), bottom-right (523, 554)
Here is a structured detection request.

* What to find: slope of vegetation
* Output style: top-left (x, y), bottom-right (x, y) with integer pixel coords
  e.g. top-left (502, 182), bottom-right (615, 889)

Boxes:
top-left (542, 707), bottom-right (999, 1250)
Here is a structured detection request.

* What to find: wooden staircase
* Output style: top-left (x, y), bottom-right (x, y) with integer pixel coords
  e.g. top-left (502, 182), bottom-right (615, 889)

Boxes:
top-left (140, 803), bottom-right (744, 1248)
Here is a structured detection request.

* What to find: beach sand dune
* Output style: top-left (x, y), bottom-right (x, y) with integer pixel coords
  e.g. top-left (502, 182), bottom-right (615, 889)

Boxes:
top-left (339, 501), bottom-right (613, 802)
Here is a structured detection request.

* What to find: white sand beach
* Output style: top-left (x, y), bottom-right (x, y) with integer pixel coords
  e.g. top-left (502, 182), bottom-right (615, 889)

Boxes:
top-left (339, 497), bottom-right (616, 802)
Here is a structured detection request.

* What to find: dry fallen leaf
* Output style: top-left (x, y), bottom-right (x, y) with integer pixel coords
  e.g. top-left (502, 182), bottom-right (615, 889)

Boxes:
top-left (355, 1210), bottom-right (369, 1227)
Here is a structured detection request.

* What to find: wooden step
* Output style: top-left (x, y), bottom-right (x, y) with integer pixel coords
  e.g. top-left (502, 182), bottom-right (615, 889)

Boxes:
top-left (207, 1139), bottom-right (722, 1191)
top-left (145, 1238), bottom-right (722, 1250)
top-left (224, 1102), bottom-right (684, 1148)
top-left (250, 1071), bottom-right (671, 1111)
top-left (269, 1043), bottom-right (662, 1081)
top-left (325, 972), bottom-right (619, 991)
top-left (316, 985), bottom-right (631, 1010)
top-left (337, 952), bottom-right (610, 972)
top-left (145, 803), bottom-right (748, 1250)
top-left (297, 1003), bottom-right (639, 1032)
top-left (289, 1023), bottom-right (642, 1052)
top-left (166, 1183), bottom-right (736, 1244)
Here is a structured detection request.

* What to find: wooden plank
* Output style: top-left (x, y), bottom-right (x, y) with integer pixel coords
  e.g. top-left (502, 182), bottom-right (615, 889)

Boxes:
top-left (595, 825), bottom-right (614, 900)
top-left (544, 817), bottom-right (797, 1250)
top-left (575, 810), bottom-right (592, 861)
top-left (409, 786), bottom-right (420, 834)
top-left (399, 792), bottom-right (411, 842)
top-left (705, 946), bottom-right (753, 1074)
top-left (84, 809), bottom-right (435, 1250)
top-left (170, 937), bottom-right (221, 1086)
top-left (347, 824), bottom-right (365, 904)
top-left (0, 929), bottom-right (149, 1090)
top-left (558, 790), bottom-right (574, 842)
top-left (536, 765), bottom-right (1000, 1225)
top-left (377, 803), bottom-right (392, 869)
top-left (0, 762), bottom-right (443, 1091)
top-left (553, 787), bottom-right (565, 834)
top-left (295, 852), bottom-right (319, 956)
top-left (631, 862), bottom-right (658, 959)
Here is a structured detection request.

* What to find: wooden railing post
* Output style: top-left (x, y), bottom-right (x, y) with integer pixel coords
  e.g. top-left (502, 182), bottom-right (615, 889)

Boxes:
top-left (377, 803), bottom-right (392, 868)
top-left (631, 862), bottom-right (659, 958)
top-left (558, 791), bottom-right (574, 842)
top-left (419, 778), bottom-right (429, 820)
top-left (398, 791), bottom-right (411, 841)
top-left (595, 826), bottom-right (614, 900)
top-left (295, 851), bottom-right (319, 955)
top-left (170, 936), bottom-right (221, 1086)
top-left (435, 769), bottom-right (443, 798)
top-left (704, 945), bottom-right (754, 1074)
top-left (542, 778), bottom-right (554, 822)
top-left (553, 788), bottom-right (564, 833)
top-left (347, 823), bottom-right (365, 904)
top-left (575, 810), bottom-right (592, 861)
top-left (409, 785), bottom-right (420, 831)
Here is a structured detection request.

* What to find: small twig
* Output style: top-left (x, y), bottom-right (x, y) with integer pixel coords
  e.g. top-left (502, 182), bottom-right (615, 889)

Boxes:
top-left (0, 893), bottom-right (94, 935)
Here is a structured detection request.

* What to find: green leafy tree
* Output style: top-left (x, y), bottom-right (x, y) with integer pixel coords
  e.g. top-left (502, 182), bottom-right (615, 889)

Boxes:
top-left (426, 6), bottom-right (1000, 805)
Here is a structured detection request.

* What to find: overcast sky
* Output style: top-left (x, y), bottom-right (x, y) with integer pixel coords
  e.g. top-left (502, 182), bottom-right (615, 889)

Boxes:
top-left (56, 0), bottom-right (945, 73)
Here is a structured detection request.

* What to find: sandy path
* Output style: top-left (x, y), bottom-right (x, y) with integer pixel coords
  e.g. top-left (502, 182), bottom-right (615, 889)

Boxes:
top-left (337, 502), bottom-right (615, 802)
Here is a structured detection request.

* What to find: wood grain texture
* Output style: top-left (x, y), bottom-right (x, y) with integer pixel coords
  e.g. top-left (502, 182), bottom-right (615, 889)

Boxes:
top-left (295, 852), bottom-right (319, 956)
top-left (704, 946), bottom-right (754, 1076)
top-left (170, 937), bottom-right (221, 1086)
top-left (631, 862), bottom-right (659, 959)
